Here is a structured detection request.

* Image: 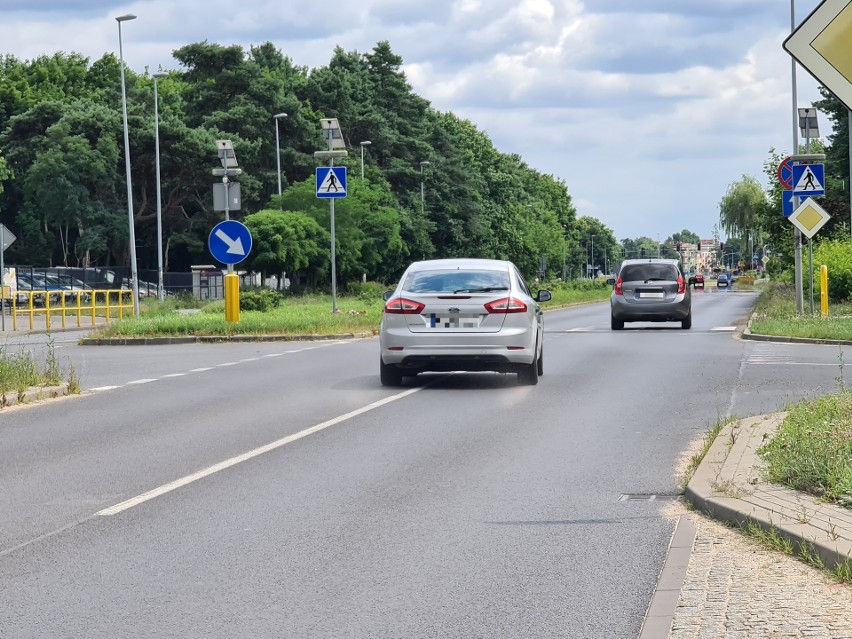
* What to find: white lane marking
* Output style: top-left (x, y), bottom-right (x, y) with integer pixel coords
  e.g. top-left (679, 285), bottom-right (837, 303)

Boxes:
top-left (215, 362), bottom-right (238, 367)
top-left (263, 353), bottom-right (283, 358)
top-left (97, 386), bottom-right (427, 516)
top-left (90, 386), bottom-right (120, 392)
top-left (565, 327), bottom-right (589, 332)
top-left (127, 379), bottom-right (157, 385)
top-left (189, 367), bottom-right (213, 372)
top-left (711, 326), bottom-right (737, 332)
top-left (161, 373), bottom-right (187, 378)
top-left (241, 357), bottom-right (261, 362)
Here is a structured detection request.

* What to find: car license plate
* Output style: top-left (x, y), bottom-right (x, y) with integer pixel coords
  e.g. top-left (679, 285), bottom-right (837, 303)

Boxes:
top-left (430, 313), bottom-right (480, 328)
top-left (638, 292), bottom-right (664, 299)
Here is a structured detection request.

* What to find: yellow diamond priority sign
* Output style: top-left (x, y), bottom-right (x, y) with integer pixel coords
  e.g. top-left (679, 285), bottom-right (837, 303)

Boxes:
top-left (789, 197), bottom-right (831, 239)
top-left (784, 0), bottom-right (852, 110)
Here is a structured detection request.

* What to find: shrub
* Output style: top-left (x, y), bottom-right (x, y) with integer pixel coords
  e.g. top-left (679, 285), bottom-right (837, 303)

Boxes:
top-left (346, 280), bottom-right (389, 301)
top-left (813, 239), bottom-right (852, 302)
top-left (239, 289), bottom-right (285, 312)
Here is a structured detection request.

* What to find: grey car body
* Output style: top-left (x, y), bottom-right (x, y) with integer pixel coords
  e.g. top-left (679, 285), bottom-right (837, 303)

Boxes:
top-left (379, 258), bottom-right (551, 386)
top-left (608, 258), bottom-right (692, 330)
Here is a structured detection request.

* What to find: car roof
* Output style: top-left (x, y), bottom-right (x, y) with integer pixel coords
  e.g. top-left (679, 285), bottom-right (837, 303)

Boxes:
top-left (620, 258), bottom-right (680, 266)
top-left (407, 258), bottom-right (514, 271)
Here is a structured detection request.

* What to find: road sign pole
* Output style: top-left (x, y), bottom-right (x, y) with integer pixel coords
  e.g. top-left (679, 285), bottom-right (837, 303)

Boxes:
top-left (329, 157), bottom-right (338, 314)
top-left (790, 0), bottom-right (804, 314)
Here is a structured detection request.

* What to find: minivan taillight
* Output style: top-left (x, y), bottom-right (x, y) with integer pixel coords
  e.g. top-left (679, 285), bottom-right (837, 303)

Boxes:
top-left (614, 277), bottom-right (624, 295)
top-left (484, 297), bottom-right (527, 313)
top-left (677, 276), bottom-right (685, 294)
top-left (384, 298), bottom-right (425, 314)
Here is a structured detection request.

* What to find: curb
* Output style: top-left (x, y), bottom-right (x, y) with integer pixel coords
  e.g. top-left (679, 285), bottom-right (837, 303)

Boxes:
top-left (1, 384), bottom-right (70, 409)
top-left (78, 332), bottom-right (374, 345)
top-left (685, 413), bottom-right (852, 573)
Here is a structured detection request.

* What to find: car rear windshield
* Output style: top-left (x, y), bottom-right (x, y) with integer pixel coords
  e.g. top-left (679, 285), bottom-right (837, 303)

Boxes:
top-left (403, 269), bottom-right (510, 294)
top-left (620, 263), bottom-right (680, 282)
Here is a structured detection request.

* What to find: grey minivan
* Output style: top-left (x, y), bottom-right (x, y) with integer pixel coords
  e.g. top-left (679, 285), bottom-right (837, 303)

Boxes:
top-left (607, 258), bottom-right (692, 330)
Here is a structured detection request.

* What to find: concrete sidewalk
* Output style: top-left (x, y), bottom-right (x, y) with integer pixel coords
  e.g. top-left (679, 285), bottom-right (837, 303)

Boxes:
top-left (686, 413), bottom-right (852, 572)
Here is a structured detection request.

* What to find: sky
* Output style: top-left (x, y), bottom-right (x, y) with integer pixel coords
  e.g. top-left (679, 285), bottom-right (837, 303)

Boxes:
top-left (0, 0), bottom-right (833, 242)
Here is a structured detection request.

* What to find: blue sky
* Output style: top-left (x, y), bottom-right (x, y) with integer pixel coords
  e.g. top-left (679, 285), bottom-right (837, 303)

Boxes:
top-left (0, 0), bottom-right (829, 242)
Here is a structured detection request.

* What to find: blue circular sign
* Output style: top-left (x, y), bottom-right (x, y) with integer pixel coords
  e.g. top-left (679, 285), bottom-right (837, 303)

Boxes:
top-left (209, 220), bottom-right (252, 265)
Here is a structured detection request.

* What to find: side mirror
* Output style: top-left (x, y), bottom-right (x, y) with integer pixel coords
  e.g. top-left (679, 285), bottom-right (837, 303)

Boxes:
top-left (382, 290), bottom-right (394, 301)
top-left (536, 290), bottom-right (552, 303)
top-left (606, 278), bottom-right (615, 286)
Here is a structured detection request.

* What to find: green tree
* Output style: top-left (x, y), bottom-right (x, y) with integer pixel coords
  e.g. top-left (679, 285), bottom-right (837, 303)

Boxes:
top-left (242, 209), bottom-right (329, 290)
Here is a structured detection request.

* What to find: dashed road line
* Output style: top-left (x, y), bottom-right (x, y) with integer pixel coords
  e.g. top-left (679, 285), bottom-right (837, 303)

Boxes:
top-left (83, 342), bottom-right (351, 394)
top-left (96, 384), bottom-right (428, 516)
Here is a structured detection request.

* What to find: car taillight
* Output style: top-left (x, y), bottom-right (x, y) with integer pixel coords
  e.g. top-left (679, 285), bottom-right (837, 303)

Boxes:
top-left (677, 276), bottom-right (685, 294)
top-left (614, 277), bottom-right (624, 295)
top-left (484, 297), bottom-right (527, 313)
top-left (384, 297), bottom-right (425, 314)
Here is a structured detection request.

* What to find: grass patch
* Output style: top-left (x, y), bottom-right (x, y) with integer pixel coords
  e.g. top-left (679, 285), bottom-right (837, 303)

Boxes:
top-left (758, 391), bottom-right (852, 508)
top-left (0, 338), bottom-right (67, 398)
top-left (91, 285), bottom-right (611, 338)
top-left (97, 295), bottom-right (383, 337)
top-left (750, 282), bottom-right (852, 339)
top-left (739, 518), bottom-right (852, 583)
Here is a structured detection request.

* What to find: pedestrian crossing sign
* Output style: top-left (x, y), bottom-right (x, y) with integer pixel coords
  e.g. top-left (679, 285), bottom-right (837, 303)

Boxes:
top-left (316, 166), bottom-right (347, 198)
top-left (792, 163), bottom-right (825, 197)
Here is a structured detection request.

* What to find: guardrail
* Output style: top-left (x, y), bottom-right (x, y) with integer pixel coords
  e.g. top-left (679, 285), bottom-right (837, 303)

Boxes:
top-left (10, 289), bottom-right (134, 331)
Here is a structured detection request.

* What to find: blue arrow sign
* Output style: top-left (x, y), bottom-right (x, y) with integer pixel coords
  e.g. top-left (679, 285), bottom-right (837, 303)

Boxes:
top-left (316, 167), bottom-right (347, 198)
top-left (209, 220), bottom-right (252, 264)
top-left (792, 163), bottom-right (825, 197)
top-left (782, 190), bottom-right (795, 217)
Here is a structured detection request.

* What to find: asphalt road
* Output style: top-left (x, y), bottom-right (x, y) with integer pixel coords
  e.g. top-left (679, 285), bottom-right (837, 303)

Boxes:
top-left (2, 288), bottom-right (848, 638)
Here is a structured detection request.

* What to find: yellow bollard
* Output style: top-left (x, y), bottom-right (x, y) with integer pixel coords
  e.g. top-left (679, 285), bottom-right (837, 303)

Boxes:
top-left (224, 272), bottom-right (240, 323)
top-left (820, 265), bottom-right (828, 317)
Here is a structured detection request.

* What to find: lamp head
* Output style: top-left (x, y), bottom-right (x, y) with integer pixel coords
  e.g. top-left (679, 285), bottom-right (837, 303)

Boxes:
top-left (116, 14), bottom-right (137, 21)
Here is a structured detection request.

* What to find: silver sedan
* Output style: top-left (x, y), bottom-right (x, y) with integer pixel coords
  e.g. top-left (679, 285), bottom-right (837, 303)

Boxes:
top-left (379, 258), bottom-right (551, 386)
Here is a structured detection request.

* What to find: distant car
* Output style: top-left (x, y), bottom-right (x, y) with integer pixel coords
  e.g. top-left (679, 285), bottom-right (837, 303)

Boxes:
top-left (379, 258), bottom-right (551, 386)
top-left (693, 274), bottom-right (704, 289)
top-left (608, 258), bottom-right (692, 330)
top-left (717, 274), bottom-right (729, 288)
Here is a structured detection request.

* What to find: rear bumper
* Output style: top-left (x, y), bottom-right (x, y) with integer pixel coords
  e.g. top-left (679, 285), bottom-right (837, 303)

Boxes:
top-left (611, 296), bottom-right (691, 322)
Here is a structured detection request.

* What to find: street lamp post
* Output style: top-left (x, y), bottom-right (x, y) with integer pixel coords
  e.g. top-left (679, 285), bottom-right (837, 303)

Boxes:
top-left (589, 234), bottom-right (595, 279)
top-left (273, 112), bottom-right (287, 206)
top-left (360, 141), bottom-right (371, 179)
top-left (153, 71), bottom-right (167, 302)
top-left (116, 13), bottom-right (140, 316)
top-left (420, 161), bottom-right (430, 216)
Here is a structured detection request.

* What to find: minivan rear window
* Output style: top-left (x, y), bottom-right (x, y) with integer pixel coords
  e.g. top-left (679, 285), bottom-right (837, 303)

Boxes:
top-left (620, 264), bottom-right (679, 282)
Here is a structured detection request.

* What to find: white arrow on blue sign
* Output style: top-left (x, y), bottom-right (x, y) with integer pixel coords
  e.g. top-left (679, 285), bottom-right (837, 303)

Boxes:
top-left (316, 166), bottom-right (347, 198)
top-left (782, 190), bottom-right (795, 217)
top-left (209, 220), bottom-right (252, 264)
top-left (792, 163), bottom-right (825, 197)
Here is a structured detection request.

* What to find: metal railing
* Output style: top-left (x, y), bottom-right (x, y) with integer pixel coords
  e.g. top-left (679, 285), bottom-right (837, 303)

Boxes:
top-left (11, 289), bottom-right (134, 331)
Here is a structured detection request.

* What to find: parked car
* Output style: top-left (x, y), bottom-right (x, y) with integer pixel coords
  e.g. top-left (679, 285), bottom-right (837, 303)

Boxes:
top-left (717, 274), bottom-right (729, 288)
top-left (607, 258), bottom-right (692, 330)
top-left (379, 258), bottom-right (551, 386)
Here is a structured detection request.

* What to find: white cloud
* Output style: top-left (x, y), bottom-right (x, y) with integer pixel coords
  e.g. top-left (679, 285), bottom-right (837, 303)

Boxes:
top-left (0, 0), bottom-right (830, 239)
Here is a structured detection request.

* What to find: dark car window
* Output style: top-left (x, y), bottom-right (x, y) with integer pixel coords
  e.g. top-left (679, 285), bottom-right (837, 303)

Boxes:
top-left (620, 264), bottom-right (679, 282)
top-left (404, 269), bottom-right (510, 294)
